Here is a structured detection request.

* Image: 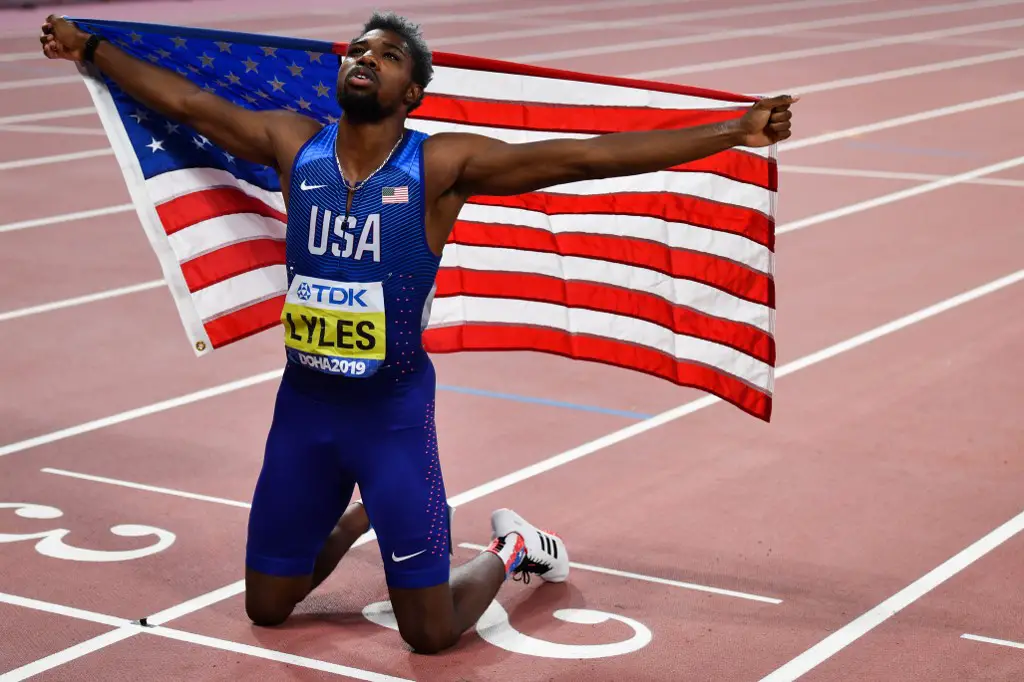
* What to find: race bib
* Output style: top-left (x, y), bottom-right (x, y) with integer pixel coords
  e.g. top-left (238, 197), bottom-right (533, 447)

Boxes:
top-left (281, 274), bottom-right (386, 378)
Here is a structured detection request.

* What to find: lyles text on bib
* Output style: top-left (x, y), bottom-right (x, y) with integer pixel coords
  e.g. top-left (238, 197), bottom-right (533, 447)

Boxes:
top-left (281, 274), bottom-right (386, 378)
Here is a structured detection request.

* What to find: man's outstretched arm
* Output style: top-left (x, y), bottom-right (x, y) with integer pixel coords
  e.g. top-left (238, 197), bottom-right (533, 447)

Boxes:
top-left (447, 95), bottom-right (796, 198)
top-left (40, 16), bottom-right (320, 170)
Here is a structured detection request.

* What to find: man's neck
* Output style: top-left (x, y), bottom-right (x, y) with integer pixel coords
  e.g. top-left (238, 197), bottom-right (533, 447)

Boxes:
top-left (335, 117), bottom-right (405, 185)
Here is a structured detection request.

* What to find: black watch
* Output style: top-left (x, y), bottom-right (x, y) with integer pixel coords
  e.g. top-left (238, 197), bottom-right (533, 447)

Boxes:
top-left (83, 34), bottom-right (106, 63)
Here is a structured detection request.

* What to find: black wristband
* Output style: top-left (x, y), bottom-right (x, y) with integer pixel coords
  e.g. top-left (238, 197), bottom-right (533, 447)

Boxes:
top-left (82, 34), bottom-right (105, 63)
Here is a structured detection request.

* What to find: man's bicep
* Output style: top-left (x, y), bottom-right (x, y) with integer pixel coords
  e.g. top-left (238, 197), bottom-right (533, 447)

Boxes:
top-left (181, 94), bottom-right (317, 169)
top-left (452, 135), bottom-right (597, 197)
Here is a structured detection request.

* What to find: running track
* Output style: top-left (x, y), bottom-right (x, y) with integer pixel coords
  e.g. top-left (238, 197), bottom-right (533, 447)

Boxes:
top-left (1, 0), bottom-right (1022, 680)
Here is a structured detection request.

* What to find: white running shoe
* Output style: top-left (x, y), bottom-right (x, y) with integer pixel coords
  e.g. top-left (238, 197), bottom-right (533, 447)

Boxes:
top-left (490, 508), bottom-right (569, 583)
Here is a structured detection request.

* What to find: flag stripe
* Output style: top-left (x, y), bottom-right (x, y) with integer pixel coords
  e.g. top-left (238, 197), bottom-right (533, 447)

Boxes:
top-left (440, 243), bottom-right (770, 332)
top-left (206, 293), bottom-right (285, 348)
top-left (450, 220), bottom-right (772, 306)
top-left (421, 324), bottom-right (771, 421)
top-left (157, 186), bottom-right (286, 235)
top-left (423, 49), bottom-right (759, 110)
top-left (457, 203), bottom-right (773, 274)
top-left (192, 263), bottom-right (286, 322)
top-left (428, 295), bottom-right (772, 391)
top-left (433, 269), bottom-right (774, 364)
top-left (415, 94), bottom-right (747, 134)
top-left (147, 167), bottom-right (285, 211)
top-left (167, 211), bottom-right (286, 266)
top-left (469, 192), bottom-right (773, 249)
top-left (181, 237), bottom-right (286, 292)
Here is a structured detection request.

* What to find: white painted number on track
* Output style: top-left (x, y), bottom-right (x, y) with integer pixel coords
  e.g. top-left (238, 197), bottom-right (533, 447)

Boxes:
top-left (0, 502), bottom-right (175, 562)
top-left (363, 599), bottom-right (652, 659)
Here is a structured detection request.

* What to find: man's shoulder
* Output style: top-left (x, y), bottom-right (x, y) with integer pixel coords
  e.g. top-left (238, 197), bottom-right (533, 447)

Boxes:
top-left (265, 109), bottom-right (324, 139)
top-left (421, 131), bottom-right (502, 171)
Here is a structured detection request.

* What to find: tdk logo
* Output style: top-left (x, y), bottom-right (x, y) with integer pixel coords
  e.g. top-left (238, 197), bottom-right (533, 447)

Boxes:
top-left (306, 283), bottom-right (368, 307)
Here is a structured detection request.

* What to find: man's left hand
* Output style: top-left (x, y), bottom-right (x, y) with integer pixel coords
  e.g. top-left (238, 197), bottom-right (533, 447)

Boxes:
top-left (736, 94), bottom-right (798, 147)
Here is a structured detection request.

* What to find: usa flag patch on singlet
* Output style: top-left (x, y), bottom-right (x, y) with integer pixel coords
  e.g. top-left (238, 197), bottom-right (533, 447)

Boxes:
top-left (382, 186), bottom-right (408, 204)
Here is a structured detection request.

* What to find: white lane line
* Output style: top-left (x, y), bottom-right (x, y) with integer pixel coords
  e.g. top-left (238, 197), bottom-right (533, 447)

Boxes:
top-left (778, 47), bottom-right (1024, 95)
top-left (0, 591), bottom-right (412, 682)
top-left (759, 505), bottom-right (1024, 681)
top-left (0, 281), bottom-right (165, 323)
top-left (0, 591), bottom-right (127, 628)
top-left (629, 16), bottom-right (1024, 79)
top-left (0, 629), bottom-right (139, 681)
top-left (144, 626), bottom-right (413, 681)
top-left (0, 75), bottom-right (80, 90)
top-left (0, 123), bottom-right (106, 136)
top-left (4, 266), bottom-right (1022, 674)
top-left (777, 156), bottom-right (1024, 235)
top-left (781, 164), bottom-right (1024, 188)
top-left (779, 91), bottom-right (1024, 151)
top-left (0, 107), bottom-right (94, 125)
top-left (0, 203), bottom-right (133, 234)
top-left (0, 51), bottom-right (39, 62)
top-left (458, 542), bottom-right (782, 604)
top-left (0, 148), bottom-right (113, 171)
top-left (961, 633), bottom-right (1024, 651)
top-left (40, 467), bottom-right (252, 509)
top-left (0, 369), bottom-right (284, 458)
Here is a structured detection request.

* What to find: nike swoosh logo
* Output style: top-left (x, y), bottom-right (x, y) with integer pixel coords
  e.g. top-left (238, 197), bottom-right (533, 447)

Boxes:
top-left (300, 180), bottom-right (326, 190)
top-left (391, 549), bottom-right (426, 563)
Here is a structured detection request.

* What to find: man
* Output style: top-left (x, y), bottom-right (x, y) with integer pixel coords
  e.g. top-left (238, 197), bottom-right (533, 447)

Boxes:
top-left (40, 11), bottom-right (794, 654)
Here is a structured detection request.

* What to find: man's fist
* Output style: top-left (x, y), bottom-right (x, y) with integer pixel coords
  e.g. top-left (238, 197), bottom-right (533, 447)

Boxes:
top-left (736, 95), bottom-right (798, 148)
top-left (40, 15), bottom-right (91, 62)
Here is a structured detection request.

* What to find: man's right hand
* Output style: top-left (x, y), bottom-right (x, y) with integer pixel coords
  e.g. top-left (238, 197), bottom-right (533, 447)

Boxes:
top-left (40, 15), bottom-right (90, 62)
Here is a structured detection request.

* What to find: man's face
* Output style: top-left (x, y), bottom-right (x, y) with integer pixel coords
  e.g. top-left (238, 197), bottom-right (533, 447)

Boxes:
top-left (336, 28), bottom-right (416, 122)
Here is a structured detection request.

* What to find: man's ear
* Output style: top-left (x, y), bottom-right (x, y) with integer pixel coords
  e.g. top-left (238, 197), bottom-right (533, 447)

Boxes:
top-left (405, 82), bottom-right (424, 108)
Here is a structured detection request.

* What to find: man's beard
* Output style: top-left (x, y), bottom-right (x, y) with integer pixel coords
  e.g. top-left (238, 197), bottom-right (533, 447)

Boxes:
top-left (337, 87), bottom-right (390, 124)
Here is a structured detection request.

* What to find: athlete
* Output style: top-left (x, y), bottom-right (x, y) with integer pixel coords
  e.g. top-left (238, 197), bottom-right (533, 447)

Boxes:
top-left (40, 11), bottom-right (794, 654)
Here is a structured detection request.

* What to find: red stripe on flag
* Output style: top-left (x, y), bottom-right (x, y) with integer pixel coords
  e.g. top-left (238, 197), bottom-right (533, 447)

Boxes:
top-left (680, 152), bottom-right (776, 192)
top-left (469, 192), bottom-right (773, 249)
top-left (434, 269), bottom-right (774, 364)
top-left (422, 323), bottom-right (771, 421)
top-left (415, 95), bottom-right (742, 133)
top-left (204, 294), bottom-right (285, 349)
top-left (181, 238), bottom-right (286, 292)
top-left (450, 220), bottom-right (772, 306)
top-left (157, 187), bottom-right (286, 236)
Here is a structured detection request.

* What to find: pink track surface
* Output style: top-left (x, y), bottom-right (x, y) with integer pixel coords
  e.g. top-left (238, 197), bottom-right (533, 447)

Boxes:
top-left (2, 0), bottom-right (1023, 680)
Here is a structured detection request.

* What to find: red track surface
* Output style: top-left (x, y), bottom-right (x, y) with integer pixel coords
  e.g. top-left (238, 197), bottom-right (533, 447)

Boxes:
top-left (2, 0), bottom-right (1023, 680)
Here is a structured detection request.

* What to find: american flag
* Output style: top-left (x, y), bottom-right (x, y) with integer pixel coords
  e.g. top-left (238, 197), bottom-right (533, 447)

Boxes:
top-left (382, 186), bottom-right (409, 204)
top-left (72, 18), bottom-right (778, 421)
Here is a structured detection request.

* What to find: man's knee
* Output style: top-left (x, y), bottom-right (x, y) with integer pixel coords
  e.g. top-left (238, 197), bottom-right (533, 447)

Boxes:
top-left (400, 623), bottom-right (459, 655)
top-left (245, 593), bottom-right (296, 627)
top-left (244, 569), bottom-right (308, 627)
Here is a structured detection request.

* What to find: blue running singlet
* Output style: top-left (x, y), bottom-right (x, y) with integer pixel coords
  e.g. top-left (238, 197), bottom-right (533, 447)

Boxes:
top-left (280, 124), bottom-right (439, 382)
top-left (245, 125), bottom-right (452, 590)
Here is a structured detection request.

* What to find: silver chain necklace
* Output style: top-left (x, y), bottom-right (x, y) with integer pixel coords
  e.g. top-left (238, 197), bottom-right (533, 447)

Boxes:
top-left (335, 132), bottom-right (404, 192)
